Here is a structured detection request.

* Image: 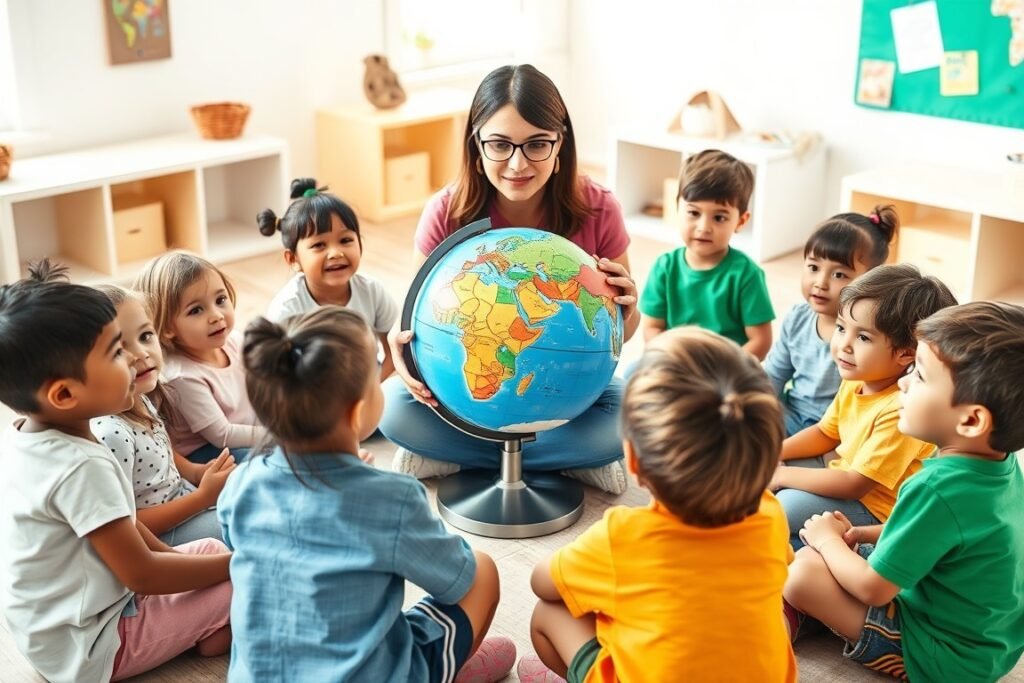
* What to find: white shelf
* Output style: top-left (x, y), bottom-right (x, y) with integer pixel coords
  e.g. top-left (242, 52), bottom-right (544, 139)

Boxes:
top-left (0, 134), bottom-right (290, 285)
top-left (610, 131), bottom-right (826, 263)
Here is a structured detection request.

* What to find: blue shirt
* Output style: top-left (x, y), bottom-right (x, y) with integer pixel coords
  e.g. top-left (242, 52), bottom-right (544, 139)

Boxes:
top-left (762, 303), bottom-right (841, 426)
top-left (217, 449), bottom-right (476, 682)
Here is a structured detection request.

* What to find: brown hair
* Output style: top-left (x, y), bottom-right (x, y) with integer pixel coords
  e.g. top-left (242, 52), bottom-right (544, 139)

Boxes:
top-left (838, 263), bottom-right (957, 351)
top-left (916, 302), bottom-right (1024, 453)
top-left (622, 327), bottom-right (783, 527)
top-left (678, 149), bottom-right (755, 214)
top-left (133, 251), bottom-right (237, 354)
top-left (804, 204), bottom-right (898, 270)
top-left (94, 283), bottom-right (169, 430)
top-left (243, 306), bottom-right (375, 448)
top-left (447, 64), bottom-right (593, 240)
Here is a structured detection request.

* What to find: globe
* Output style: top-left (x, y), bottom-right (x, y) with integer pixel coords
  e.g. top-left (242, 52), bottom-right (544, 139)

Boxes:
top-left (404, 222), bottom-right (623, 437)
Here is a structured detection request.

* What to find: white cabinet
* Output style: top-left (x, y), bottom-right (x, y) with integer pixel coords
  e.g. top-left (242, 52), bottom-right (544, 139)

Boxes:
top-left (608, 130), bottom-right (826, 262)
top-left (0, 134), bottom-right (289, 285)
top-left (840, 163), bottom-right (1024, 303)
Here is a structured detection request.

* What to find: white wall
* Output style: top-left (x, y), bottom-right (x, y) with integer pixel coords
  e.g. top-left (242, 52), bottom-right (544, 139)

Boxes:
top-left (565, 0), bottom-right (1024, 213)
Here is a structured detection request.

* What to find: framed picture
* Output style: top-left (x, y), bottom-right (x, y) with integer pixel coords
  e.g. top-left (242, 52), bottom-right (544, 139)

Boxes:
top-left (104, 0), bottom-right (172, 65)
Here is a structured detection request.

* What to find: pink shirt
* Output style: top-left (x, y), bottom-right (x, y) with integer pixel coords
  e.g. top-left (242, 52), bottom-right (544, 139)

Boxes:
top-left (162, 333), bottom-right (265, 455)
top-left (414, 176), bottom-right (630, 259)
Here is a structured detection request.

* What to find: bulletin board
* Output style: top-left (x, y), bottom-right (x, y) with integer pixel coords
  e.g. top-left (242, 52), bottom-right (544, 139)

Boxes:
top-left (855, 0), bottom-right (1024, 129)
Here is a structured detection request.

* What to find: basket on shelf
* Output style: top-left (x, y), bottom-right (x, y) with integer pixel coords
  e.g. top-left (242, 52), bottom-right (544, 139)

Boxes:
top-left (190, 102), bottom-right (251, 140)
top-left (0, 144), bottom-right (12, 181)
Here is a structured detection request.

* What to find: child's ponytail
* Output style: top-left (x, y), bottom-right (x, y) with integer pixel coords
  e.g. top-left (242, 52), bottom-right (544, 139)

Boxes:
top-left (256, 177), bottom-right (360, 252)
top-left (804, 204), bottom-right (900, 271)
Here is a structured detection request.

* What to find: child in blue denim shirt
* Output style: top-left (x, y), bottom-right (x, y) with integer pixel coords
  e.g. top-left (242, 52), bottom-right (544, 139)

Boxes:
top-left (217, 306), bottom-right (514, 682)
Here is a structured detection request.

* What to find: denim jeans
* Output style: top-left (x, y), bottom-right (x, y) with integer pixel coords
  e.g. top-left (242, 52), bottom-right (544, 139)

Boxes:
top-left (776, 457), bottom-right (880, 550)
top-left (187, 444), bottom-right (251, 465)
top-left (378, 376), bottom-right (625, 471)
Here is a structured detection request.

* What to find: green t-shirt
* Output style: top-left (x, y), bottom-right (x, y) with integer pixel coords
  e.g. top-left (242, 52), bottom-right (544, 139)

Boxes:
top-left (869, 453), bottom-right (1024, 682)
top-left (639, 247), bottom-right (775, 346)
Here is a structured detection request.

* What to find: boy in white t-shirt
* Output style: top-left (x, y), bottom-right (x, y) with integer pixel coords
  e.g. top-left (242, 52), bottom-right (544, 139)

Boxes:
top-left (0, 261), bottom-right (232, 682)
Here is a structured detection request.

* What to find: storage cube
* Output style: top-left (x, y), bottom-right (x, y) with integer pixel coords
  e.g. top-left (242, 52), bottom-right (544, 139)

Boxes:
top-left (113, 198), bottom-right (166, 263)
top-left (897, 223), bottom-right (970, 297)
top-left (385, 152), bottom-right (430, 206)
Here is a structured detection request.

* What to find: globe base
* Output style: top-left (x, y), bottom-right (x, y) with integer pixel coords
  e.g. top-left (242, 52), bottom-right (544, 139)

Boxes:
top-left (436, 468), bottom-right (584, 539)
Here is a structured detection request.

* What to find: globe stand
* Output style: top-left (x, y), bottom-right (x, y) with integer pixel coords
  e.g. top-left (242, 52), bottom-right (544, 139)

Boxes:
top-left (435, 435), bottom-right (584, 539)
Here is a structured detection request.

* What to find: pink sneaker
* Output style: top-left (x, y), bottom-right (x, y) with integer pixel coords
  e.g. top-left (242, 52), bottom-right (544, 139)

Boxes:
top-left (516, 654), bottom-right (567, 683)
top-left (455, 636), bottom-right (516, 683)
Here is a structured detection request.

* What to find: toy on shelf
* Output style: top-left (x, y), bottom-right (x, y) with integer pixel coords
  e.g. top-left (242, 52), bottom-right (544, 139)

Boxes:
top-left (363, 54), bottom-right (407, 110)
top-left (667, 91), bottom-right (741, 139)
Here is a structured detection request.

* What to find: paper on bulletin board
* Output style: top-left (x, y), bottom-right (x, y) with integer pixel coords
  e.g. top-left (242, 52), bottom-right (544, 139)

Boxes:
top-left (940, 51), bottom-right (979, 95)
top-left (891, 1), bottom-right (945, 73)
top-left (991, 0), bottom-right (1024, 66)
top-left (857, 59), bottom-right (897, 107)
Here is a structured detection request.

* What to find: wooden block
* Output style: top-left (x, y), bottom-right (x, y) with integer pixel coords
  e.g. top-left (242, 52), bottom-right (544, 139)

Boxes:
top-left (385, 152), bottom-right (430, 206)
top-left (113, 198), bottom-right (166, 263)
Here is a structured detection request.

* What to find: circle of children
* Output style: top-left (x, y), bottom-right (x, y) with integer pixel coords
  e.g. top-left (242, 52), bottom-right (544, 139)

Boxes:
top-left (2, 74), bottom-right (1024, 683)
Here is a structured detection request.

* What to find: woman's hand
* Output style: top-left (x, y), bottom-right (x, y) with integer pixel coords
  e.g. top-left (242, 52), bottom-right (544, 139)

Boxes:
top-left (387, 328), bottom-right (438, 407)
top-left (595, 256), bottom-right (640, 341)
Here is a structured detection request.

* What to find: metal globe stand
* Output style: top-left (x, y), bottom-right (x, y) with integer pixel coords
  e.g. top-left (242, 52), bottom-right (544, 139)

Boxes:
top-left (402, 218), bottom-right (586, 539)
top-left (434, 436), bottom-right (584, 539)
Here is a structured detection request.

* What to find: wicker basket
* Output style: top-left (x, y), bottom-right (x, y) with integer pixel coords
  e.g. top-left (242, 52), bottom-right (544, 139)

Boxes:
top-left (190, 102), bottom-right (251, 140)
top-left (0, 144), bottom-right (11, 181)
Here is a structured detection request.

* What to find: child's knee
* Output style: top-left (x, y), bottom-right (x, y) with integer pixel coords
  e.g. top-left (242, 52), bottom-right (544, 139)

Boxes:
top-left (784, 548), bottom-right (829, 607)
top-left (472, 549), bottom-right (499, 601)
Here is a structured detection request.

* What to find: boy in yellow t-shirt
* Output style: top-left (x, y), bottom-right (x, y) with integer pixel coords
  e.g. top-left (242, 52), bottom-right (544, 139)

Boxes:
top-left (517, 328), bottom-right (797, 683)
top-left (770, 264), bottom-right (957, 549)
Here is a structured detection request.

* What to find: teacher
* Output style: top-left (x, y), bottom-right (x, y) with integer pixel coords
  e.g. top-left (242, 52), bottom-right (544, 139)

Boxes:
top-left (380, 64), bottom-right (640, 495)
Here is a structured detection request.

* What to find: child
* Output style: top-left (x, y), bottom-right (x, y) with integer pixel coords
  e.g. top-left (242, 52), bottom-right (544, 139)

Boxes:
top-left (260, 177), bottom-right (398, 379)
top-left (135, 250), bottom-right (265, 464)
top-left (90, 285), bottom-right (236, 545)
top-left (785, 301), bottom-right (1024, 681)
top-left (771, 264), bottom-right (957, 548)
top-left (518, 327), bottom-right (796, 682)
top-left (0, 261), bottom-right (232, 683)
top-left (764, 205), bottom-right (897, 435)
top-left (217, 306), bottom-right (515, 682)
top-left (639, 149), bottom-right (775, 360)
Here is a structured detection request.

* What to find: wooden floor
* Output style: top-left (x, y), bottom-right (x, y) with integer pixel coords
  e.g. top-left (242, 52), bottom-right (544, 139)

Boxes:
top-left (2, 212), bottom-right (1022, 682)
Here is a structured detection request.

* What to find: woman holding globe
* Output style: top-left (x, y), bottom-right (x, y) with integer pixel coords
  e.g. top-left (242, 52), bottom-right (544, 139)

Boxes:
top-left (380, 64), bottom-right (639, 494)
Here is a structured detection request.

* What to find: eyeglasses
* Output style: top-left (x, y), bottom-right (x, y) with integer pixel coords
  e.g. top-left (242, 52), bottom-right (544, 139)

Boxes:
top-left (479, 138), bottom-right (559, 163)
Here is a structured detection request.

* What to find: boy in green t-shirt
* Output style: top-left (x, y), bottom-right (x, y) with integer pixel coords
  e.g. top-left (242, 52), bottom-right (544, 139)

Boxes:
top-left (784, 301), bottom-right (1024, 682)
top-left (639, 149), bottom-right (774, 359)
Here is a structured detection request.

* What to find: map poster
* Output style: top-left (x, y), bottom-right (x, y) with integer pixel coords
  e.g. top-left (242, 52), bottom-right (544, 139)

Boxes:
top-left (104, 0), bottom-right (172, 65)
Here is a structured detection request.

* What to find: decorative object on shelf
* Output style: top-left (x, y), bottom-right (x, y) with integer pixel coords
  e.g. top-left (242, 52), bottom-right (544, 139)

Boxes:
top-left (190, 102), bottom-right (251, 140)
top-left (0, 144), bottom-right (11, 181)
top-left (667, 91), bottom-right (741, 139)
top-left (742, 131), bottom-right (823, 161)
top-left (104, 0), bottom-right (172, 65)
top-left (363, 54), bottom-right (407, 110)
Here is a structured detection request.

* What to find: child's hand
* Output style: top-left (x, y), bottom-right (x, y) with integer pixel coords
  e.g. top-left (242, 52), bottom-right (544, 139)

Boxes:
top-left (197, 449), bottom-right (236, 505)
top-left (828, 510), bottom-right (860, 548)
top-left (387, 329), bottom-right (437, 407)
top-left (595, 256), bottom-right (638, 323)
top-left (357, 448), bottom-right (375, 466)
top-left (799, 511), bottom-right (848, 552)
top-left (768, 463), bottom-right (787, 492)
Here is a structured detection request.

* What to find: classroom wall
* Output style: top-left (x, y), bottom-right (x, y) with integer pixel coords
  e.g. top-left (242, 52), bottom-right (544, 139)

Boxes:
top-left (565, 0), bottom-right (1024, 214)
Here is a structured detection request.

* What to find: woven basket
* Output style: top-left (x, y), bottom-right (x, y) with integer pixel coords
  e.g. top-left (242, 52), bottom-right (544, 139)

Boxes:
top-left (0, 144), bottom-right (11, 181)
top-left (190, 102), bottom-right (251, 140)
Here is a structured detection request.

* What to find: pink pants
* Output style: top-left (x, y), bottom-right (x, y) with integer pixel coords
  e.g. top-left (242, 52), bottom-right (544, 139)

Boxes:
top-left (110, 538), bottom-right (232, 681)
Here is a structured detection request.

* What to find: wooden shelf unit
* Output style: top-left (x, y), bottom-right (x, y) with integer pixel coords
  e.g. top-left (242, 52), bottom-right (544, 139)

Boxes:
top-left (0, 134), bottom-right (289, 285)
top-left (316, 88), bottom-right (469, 223)
top-left (840, 163), bottom-right (1024, 303)
top-left (608, 130), bottom-right (827, 262)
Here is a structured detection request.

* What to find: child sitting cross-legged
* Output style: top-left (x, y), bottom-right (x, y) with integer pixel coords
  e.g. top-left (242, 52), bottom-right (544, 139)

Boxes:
top-left (0, 261), bottom-right (232, 683)
top-left (771, 264), bottom-right (957, 549)
top-left (217, 306), bottom-right (515, 682)
top-left (518, 327), bottom-right (796, 683)
top-left (784, 302), bottom-right (1024, 681)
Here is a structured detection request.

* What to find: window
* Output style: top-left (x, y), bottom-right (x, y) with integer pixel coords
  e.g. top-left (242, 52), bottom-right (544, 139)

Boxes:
top-left (383, 0), bottom-right (520, 74)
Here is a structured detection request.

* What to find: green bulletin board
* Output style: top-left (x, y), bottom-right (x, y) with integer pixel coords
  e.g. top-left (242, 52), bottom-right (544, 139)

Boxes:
top-left (855, 0), bottom-right (1024, 129)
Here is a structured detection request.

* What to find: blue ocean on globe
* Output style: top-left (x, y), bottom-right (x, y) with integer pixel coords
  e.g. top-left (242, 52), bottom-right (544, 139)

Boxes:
top-left (409, 227), bottom-right (623, 435)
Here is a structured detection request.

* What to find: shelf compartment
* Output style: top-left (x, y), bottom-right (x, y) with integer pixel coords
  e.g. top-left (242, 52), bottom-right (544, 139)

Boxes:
top-left (13, 187), bottom-right (114, 279)
top-left (382, 117), bottom-right (460, 197)
top-left (112, 171), bottom-right (201, 257)
top-left (973, 215), bottom-right (1024, 301)
top-left (203, 156), bottom-right (283, 263)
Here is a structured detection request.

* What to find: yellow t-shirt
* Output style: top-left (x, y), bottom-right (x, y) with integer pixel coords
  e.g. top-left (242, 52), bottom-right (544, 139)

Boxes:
top-left (550, 492), bottom-right (797, 683)
top-left (819, 380), bottom-right (934, 520)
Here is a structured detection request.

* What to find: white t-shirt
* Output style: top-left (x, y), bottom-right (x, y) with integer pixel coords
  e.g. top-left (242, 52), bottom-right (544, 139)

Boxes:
top-left (90, 396), bottom-right (188, 508)
top-left (266, 272), bottom-right (399, 333)
top-left (0, 420), bottom-right (135, 683)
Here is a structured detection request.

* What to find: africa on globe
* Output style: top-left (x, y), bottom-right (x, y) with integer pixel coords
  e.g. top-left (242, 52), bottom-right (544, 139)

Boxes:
top-left (406, 224), bottom-right (623, 436)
